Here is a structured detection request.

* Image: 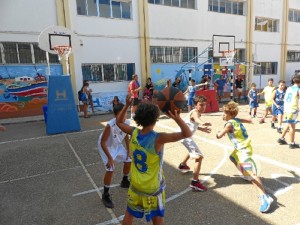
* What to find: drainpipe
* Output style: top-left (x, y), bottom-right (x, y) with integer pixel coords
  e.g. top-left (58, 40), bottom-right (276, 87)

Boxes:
top-left (55, 0), bottom-right (78, 103)
top-left (246, 0), bottom-right (253, 90)
top-left (138, 1), bottom-right (150, 87)
top-left (281, 0), bottom-right (289, 81)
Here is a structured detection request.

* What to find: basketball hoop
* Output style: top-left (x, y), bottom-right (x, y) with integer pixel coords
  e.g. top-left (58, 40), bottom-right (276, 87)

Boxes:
top-left (53, 45), bottom-right (72, 61)
top-left (53, 45), bottom-right (72, 74)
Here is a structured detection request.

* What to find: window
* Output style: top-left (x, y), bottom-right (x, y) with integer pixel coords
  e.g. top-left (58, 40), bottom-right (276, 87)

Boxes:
top-left (76, 0), bottom-right (132, 19)
top-left (148, 0), bottom-right (196, 9)
top-left (18, 43), bottom-right (32, 64)
top-left (254, 62), bottom-right (278, 75)
top-left (82, 63), bottom-right (135, 82)
top-left (255, 17), bottom-right (279, 32)
top-left (150, 46), bottom-right (197, 63)
top-left (208, 0), bottom-right (245, 16)
top-left (0, 42), bottom-right (59, 64)
top-left (289, 9), bottom-right (300, 23)
top-left (287, 51), bottom-right (300, 62)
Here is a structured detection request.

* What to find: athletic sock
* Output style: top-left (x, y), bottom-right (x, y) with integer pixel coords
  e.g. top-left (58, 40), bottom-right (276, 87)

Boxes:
top-left (104, 185), bottom-right (109, 194)
top-left (192, 180), bottom-right (198, 184)
top-left (122, 175), bottom-right (129, 181)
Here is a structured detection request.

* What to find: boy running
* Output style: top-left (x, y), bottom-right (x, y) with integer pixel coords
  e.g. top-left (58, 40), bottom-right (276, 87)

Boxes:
top-left (98, 103), bottom-right (131, 208)
top-left (277, 75), bottom-right (300, 149)
top-left (216, 101), bottom-right (273, 213)
top-left (117, 96), bottom-right (192, 225)
top-left (258, 78), bottom-right (275, 123)
top-left (178, 95), bottom-right (212, 191)
top-left (271, 80), bottom-right (286, 133)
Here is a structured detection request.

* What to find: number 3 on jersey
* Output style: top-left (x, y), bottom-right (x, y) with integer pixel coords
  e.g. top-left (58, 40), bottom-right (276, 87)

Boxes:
top-left (133, 150), bottom-right (148, 173)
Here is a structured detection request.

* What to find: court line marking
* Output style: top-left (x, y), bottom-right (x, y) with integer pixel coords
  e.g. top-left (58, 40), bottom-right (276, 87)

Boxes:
top-left (0, 128), bottom-right (103, 146)
top-left (64, 134), bottom-right (121, 225)
top-left (0, 162), bottom-right (100, 185)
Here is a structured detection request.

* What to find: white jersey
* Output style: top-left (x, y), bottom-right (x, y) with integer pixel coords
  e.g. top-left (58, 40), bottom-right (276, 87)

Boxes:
top-left (98, 118), bottom-right (130, 149)
top-left (184, 109), bottom-right (200, 134)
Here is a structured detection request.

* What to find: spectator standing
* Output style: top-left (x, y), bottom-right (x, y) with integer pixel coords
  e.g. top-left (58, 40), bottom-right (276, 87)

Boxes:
top-left (128, 74), bottom-right (142, 119)
top-left (235, 75), bottom-right (244, 102)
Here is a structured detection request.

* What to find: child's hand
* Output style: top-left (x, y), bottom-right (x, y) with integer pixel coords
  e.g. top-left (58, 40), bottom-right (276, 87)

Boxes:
top-left (125, 95), bottom-right (133, 106)
top-left (203, 122), bottom-right (212, 126)
top-left (166, 109), bottom-right (180, 120)
top-left (200, 126), bottom-right (211, 133)
top-left (106, 158), bottom-right (114, 170)
top-left (216, 131), bottom-right (221, 139)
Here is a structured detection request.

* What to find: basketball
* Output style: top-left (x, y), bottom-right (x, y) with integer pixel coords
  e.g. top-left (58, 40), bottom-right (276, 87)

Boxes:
top-left (154, 87), bottom-right (186, 113)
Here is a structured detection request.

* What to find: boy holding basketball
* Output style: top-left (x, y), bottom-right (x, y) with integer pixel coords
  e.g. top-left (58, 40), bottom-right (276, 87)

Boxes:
top-left (178, 95), bottom-right (212, 191)
top-left (117, 96), bottom-right (192, 225)
top-left (216, 101), bottom-right (273, 213)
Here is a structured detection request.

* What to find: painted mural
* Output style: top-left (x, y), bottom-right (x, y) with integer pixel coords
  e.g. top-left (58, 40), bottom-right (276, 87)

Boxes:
top-left (149, 63), bottom-right (244, 92)
top-left (0, 65), bottom-right (63, 119)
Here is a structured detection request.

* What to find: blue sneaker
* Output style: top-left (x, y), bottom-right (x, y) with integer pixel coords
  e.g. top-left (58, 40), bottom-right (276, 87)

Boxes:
top-left (259, 194), bottom-right (273, 213)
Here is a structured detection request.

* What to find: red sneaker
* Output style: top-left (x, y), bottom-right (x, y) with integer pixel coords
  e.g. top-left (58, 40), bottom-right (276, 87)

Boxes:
top-left (190, 180), bottom-right (207, 191)
top-left (178, 163), bottom-right (190, 172)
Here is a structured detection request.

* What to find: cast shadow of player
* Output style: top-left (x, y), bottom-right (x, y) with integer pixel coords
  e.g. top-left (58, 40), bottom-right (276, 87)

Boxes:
top-left (201, 170), bottom-right (299, 213)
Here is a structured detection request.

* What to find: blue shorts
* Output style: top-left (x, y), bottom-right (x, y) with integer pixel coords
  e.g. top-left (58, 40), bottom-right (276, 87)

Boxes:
top-left (249, 100), bottom-right (258, 109)
top-left (272, 104), bottom-right (284, 116)
top-left (187, 97), bottom-right (194, 107)
top-left (217, 90), bottom-right (224, 97)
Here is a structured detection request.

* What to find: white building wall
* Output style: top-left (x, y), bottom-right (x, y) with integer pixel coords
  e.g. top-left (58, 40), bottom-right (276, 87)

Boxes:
top-left (66, 0), bottom-right (141, 93)
top-left (0, 0), bottom-right (57, 42)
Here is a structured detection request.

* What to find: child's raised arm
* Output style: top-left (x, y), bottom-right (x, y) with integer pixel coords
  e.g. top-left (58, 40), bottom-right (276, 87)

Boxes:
top-left (116, 95), bottom-right (134, 135)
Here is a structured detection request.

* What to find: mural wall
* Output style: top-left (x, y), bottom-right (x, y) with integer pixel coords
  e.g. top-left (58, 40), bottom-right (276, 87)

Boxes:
top-left (0, 65), bottom-right (62, 119)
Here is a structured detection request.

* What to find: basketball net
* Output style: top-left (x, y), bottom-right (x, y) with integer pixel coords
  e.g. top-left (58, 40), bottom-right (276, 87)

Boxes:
top-left (53, 45), bottom-right (72, 74)
top-left (222, 50), bottom-right (236, 65)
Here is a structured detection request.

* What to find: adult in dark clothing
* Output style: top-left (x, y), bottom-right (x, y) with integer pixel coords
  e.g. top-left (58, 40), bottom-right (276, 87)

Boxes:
top-left (172, 77), bottom-right (181, 89)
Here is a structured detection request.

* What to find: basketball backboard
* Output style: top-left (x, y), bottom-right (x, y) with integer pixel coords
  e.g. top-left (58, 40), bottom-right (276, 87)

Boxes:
top-left (212, 35), bottom-right (235, 58)
top-left (38, 26), bottom-right (80, 55)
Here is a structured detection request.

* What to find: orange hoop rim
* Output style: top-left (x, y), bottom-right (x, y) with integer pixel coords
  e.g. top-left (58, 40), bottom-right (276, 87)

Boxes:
top-left (53, 45), bottom-right (72, 57)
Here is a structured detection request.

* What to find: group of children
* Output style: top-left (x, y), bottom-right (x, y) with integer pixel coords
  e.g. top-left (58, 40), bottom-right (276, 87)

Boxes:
top-left (248, 75), bottom-right (300, 149)
top-left (97, 83), bottom-right (277, 224)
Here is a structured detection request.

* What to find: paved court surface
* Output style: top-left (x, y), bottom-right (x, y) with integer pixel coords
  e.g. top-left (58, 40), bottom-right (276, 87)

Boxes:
top-left (0, 103), bottom-right (300, 225)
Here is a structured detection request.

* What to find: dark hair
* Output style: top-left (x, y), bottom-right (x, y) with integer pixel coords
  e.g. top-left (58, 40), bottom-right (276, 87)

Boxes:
top-left (113, 103), bottom-right (124, 115)
top-left (190, 79), bottom-right (195, 83)
top-left (268, 78), bottom-right (274, 82)
top-left (292, 74), bottom-right (300, 84)
top-left (134, 103), bottom-right (160, 127)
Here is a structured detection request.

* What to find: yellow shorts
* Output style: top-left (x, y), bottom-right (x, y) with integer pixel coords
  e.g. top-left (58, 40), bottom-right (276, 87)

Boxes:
top-left (283, 111), bottom-right (298, 124)
top-left (126, 187), bottom-right (165, 222)
top-left (230, 147), bottom-right (257, 177)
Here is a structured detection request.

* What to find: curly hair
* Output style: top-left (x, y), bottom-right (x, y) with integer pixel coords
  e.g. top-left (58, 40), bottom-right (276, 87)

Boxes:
top-left (194, 95), bottom-right (207, 105)
top-left (223, 101), bottom-right (239, 118)
top-left (134, 102), bottom-right (160, 127)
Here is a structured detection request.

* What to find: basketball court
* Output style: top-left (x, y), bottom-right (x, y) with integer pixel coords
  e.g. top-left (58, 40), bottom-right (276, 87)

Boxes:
top-left (1, 103), bottom-right (300, 225)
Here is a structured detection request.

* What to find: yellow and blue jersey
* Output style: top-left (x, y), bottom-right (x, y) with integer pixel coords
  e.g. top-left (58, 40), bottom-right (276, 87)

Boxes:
top-left (226, 118), bottom-right (251, 151)
top-left (129, 128), bottom-right (165, 195)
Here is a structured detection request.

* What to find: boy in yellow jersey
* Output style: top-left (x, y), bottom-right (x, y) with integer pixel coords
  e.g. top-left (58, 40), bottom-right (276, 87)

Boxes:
top-left (178, 95), bottom-right (212, 191)
top-left (258, 78), bottom-right (275, 123)
top-left (117, 95), bottom-right (192, 225)
top-left (277, 75), bottom-right (300, 149)
top-left (216, 101), bottom-right (273, 213)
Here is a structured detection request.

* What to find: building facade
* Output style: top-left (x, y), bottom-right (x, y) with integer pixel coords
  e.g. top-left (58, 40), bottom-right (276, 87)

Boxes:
top-left (0, 0), bottom-right (300, 118)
